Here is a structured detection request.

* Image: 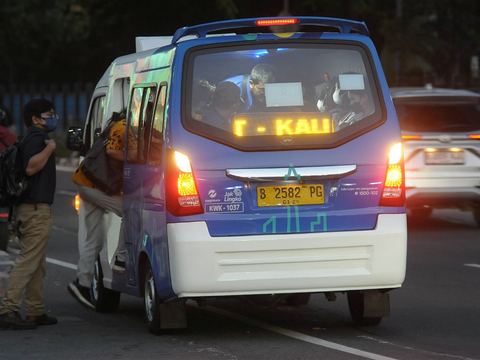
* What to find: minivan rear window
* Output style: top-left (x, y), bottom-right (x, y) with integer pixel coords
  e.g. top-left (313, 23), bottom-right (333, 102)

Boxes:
top-left (183, 42), bottom-right (383, 151)
top-left (394, 97), bottom-right (480, 133)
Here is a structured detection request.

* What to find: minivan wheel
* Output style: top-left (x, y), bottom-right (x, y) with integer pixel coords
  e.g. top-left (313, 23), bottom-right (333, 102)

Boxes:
top-left (91, 258), bottom-right (121, 313)
top-left (347, 291), bottom-right (382, 326)
top-left (473, 208), bottom-right (480, 227)
top-left (144, 263), bottom-right (162, 334)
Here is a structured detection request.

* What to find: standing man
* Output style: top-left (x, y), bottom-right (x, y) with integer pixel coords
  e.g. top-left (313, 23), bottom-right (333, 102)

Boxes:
top-left (0, 99), bottom-right (58, 330)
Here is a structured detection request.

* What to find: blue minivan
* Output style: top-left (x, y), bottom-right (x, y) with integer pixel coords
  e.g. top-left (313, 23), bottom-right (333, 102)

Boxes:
top-left (68, 17), bottom-right (407, 333)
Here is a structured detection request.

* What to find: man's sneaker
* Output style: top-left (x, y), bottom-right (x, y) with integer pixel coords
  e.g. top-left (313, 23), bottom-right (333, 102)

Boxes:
top-left (0, 311), bottom-right (37, 330)
top-left (67, 279), bottom-right (95, 309)
top-left (25, 313), bottom-right (58, 326)
top-left (112, 258), bottom-right (125, 273)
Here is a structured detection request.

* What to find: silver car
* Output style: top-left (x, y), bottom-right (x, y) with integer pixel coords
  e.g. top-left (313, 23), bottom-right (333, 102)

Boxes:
top-left (391, 86), bottom-right (480, 224)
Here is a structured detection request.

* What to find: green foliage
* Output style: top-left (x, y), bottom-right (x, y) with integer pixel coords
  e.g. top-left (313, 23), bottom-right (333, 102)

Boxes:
top-left (1, 0), bottom-right (480, 87)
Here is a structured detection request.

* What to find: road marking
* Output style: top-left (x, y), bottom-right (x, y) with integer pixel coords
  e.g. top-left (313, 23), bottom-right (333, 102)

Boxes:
top-left (56, 165), bottom-right (78, 172)
top-left (57, 190), bottom-right (77, 196)
top-left (464, 264), bottom-right (480, 269)
top-left (5, 248), bottom-right (394, 359)
top-left (52, 225), bottom-right (78, 237)
top-left (187, 300), bottom-right (397, 360)
top-left (360, 336), bottom-right (477, 360)
top-left (8, 248), bottom-right (78, 270)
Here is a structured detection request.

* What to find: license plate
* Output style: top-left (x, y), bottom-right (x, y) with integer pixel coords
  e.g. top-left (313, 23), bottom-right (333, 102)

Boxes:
top-left (424, 150), bottom-right (464, 165)
top-left (257, 184), bottom-right (324, 207)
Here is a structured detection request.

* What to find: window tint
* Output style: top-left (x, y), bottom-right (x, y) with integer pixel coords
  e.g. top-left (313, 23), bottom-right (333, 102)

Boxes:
top-left (149, 84), bottom-right (167, 166)
top-left (394, 98), bottom-right (480, 133)
top-left (183, 43), bottom-right (382, 151)
top-left (127, 86), bottom-right (156, 164)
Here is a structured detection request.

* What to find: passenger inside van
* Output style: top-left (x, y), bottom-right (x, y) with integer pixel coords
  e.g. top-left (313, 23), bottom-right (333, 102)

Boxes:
top-left (314, 73), bottom-right (374, 131)
top-left (222, 63), bottom-right (276, 113)
top-left (315, 76), bottom-right (348, 113)
top-left (201, 81), bottom-right (244, 131)
top-left (191, 78), bottom-right (215, 120)
top-left (337, 87), bottom-right (375, 129)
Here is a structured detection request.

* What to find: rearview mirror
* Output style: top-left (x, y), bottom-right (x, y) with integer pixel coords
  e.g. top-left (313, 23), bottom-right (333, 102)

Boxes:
top-left (93, 127), bottom-right (101, 143)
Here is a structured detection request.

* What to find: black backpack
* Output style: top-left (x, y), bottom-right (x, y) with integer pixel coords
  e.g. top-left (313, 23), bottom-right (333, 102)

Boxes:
top-left (0, 135), bottom-right (31, 207)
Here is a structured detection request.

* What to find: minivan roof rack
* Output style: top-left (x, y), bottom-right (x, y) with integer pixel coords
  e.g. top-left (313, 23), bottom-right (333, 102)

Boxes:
top-left (172, 17), bottom-right (369, 44)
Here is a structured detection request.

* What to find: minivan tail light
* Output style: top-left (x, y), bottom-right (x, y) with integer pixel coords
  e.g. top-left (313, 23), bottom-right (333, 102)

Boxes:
top-left (166, 149), bottom-right (203, 216)
top-left (402, 135), bottom-right (422, 140)
top-left (380, 142), bottom-right (405, 207)
top-left (468, 134), bottom-right (480, 139)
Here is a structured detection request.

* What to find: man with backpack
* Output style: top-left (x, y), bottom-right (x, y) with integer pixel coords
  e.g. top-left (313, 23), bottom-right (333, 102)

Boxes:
top-left (0, 104), bottom-right (17, 252)
top-left (0, 106), bottom-right (17, 152)
top-left (0, 99), bottom-right (57, 330)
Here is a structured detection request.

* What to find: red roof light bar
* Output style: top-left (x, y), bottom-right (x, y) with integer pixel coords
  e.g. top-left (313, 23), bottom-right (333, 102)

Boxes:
top-left (256, 19), bottom-right (299, 27)
top-left (171, 17), bottom-right (370, 44)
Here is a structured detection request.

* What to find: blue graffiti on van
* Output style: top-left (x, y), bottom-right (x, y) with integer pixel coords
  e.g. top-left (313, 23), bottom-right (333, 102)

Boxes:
top-left (284, 164), bottom-right (301, 180)
top-left (262, 206), bottom-right (327, 234)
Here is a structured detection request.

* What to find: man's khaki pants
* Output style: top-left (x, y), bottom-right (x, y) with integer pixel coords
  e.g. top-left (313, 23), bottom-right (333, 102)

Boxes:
top-left (76, 185), bottom-right (124, 288)
top-left (0, 203), bottom-right (52, 316)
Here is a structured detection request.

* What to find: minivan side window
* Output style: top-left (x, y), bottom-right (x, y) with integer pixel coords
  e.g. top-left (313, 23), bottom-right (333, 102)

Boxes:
top-left (148, 83), bottom-right (167, 166)
top-left (85, 96), bottom-right (105, 149)
top-left (127, 85), bottom-right (156, 164)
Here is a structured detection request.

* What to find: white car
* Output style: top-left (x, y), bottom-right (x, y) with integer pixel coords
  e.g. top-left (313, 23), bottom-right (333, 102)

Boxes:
top-left (391, 86), bottom-right (480, 224)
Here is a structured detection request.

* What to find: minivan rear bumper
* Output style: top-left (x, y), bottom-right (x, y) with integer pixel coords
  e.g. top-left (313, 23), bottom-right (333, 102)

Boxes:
top-left (167, 214), bottom-right (407, 297)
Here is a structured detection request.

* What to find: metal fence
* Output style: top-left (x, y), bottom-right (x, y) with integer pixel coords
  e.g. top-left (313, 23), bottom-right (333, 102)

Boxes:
top-left (0, 82), bottom-right (94, 136)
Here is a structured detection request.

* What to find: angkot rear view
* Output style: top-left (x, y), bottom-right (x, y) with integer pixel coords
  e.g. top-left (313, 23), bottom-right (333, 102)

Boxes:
top-left (68, 17), bottom-right (407, 333)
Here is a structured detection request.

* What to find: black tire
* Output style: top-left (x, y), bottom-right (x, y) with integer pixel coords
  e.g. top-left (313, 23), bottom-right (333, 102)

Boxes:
top-left (473, 208), bottom-right (480, 227)
top-left (91, 258), bottom-right (121, 313)
top-left (143, 263), bottom-right (162, 335)
top-left (347, 291), bottom-right (382, 326)
top-left (410, 207), bottom-right (433, 218)
top-left (285, 293), bottom-right (311, 306)
top-left (0, 222), bottom-right (8, 251)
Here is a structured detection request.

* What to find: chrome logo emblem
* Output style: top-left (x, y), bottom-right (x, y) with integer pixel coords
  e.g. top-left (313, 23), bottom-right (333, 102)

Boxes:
top-left (281, 136), bottom-right (294, 145)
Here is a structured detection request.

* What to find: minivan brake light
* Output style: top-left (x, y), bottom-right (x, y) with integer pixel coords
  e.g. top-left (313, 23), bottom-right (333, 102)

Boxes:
top-left (255, 19), bottom-right (299, 26)
top-left (166, 149), bottom-right (203, 216)
top-left (380, 142), bottom-right (405, 207)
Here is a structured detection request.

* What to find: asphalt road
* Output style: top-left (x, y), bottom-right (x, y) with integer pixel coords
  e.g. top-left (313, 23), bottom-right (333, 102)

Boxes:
top-left (0, 167), bottom-right (479, 360)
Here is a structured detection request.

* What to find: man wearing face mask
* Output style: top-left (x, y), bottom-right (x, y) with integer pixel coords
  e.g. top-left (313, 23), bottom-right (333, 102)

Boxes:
top-left (337, 88), bottom-right (375, 129)
top-left (201, 81), bottom-right (244, 131)
top-left (0, 99), bottom-right (58, 330)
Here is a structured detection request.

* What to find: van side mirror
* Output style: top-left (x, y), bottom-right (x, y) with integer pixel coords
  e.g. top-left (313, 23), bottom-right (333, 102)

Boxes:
top-left (66, 126), bottom-right (84, 151)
